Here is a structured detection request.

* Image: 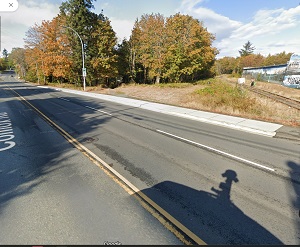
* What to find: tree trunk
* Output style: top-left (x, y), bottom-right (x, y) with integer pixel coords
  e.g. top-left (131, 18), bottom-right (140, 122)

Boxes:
top-left (155, 75), bottom-right (160, 84)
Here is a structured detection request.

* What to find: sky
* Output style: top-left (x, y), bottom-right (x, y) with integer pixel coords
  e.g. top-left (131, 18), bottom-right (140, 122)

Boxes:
top-left (1, 0), bottom-right (300, 58)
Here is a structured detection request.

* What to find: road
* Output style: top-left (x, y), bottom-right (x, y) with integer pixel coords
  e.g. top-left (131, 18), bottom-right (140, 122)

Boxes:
top-left (1, 75), bottom-right (300, 244)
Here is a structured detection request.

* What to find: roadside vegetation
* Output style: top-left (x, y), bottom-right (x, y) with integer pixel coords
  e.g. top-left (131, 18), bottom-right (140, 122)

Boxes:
top-left (88, 76), bottom-right (299, 127)
top-left (3, 0), bottom-right (299, 127)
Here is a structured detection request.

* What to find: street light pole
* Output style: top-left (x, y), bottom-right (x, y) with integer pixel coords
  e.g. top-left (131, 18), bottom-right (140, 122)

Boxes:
top-left (62, 26), bottom-right (86, 91)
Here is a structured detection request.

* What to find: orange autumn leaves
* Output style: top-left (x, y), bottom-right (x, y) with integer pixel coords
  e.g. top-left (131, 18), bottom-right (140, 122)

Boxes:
top-left (15, 4), bottom-right (218, 86)
top-left (130, 13), bottom-right (218, 83)
top-left (24, 16), bottom-right (73, 82)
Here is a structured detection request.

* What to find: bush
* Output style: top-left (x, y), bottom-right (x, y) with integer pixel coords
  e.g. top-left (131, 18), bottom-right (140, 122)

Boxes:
top-left (195, 81), bottom-right (261, 114)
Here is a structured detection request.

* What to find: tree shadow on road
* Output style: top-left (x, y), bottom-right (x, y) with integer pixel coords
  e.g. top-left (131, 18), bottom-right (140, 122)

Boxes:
top-left (138, 169), bottom-right (283, 244)
top-left (0, 82), bottom-right (112, 216)
top-left (287, 161), bottom-right (300, 245)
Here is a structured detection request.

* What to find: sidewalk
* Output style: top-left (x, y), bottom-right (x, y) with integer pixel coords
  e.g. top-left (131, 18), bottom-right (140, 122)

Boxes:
top-left (43, 86), bottom-right (300, 141)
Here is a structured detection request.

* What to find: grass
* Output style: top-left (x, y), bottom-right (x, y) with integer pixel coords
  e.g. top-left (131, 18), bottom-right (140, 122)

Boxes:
top-left (194, 81), bottom-right (263, 115)
top-left (24, 75), bottom-right (300, 126)
top-left (155, 82), bottom-right (192, 88)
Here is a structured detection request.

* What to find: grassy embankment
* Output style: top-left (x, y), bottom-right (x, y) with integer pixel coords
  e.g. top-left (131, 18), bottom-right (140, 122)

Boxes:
top-left (28, 75), bottom-right (300, 126)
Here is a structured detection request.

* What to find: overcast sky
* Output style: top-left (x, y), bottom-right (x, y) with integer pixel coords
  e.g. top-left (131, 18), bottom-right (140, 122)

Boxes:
top-left (1, 0), bottom-right (300, 58)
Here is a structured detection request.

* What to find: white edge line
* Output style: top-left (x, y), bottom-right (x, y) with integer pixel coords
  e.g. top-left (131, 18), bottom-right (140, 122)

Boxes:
top-left (97, 109), bottom-right (112, 116)
top-left (59, 97), bottom-right (70, 102)
top-left (85, 105), bottom-right (97, 111)
top-left (85, 105), bottom-right (112, 116)
top-left (156, 129), bottom-right (275, 172)
top-left (167, 112), bottom-right (278, 137)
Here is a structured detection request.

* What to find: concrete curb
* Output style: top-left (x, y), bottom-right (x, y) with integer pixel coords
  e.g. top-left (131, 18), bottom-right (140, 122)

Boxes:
top-left (43, 87), bottom-right (289, 138)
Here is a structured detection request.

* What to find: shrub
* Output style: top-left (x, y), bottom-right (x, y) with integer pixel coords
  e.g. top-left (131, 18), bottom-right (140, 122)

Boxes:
top-left (195, 81), bottom-right (262, 114)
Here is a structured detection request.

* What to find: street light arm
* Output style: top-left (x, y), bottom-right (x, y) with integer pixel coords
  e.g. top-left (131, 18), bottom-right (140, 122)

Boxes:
top-left (62, 26), bottom-right (85, 68)
top-left (61, 25), bottom-right (86, 91)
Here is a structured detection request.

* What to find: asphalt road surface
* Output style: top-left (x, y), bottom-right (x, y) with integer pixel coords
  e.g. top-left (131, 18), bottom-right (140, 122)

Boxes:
top-left (1, 75), bottom-right (300, 245)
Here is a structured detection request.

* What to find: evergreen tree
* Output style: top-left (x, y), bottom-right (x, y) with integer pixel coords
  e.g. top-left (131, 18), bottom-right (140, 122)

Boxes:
top-left (115, 39), bottom-right (131, 84)
top-left (60, 0), bottom-right (99, 85)
top-left (2, 48), bottom-right (9, 70)
top-left (239, 41), bottom-right (255, 57)
top-left (59, 0), bottom-right (118, 86)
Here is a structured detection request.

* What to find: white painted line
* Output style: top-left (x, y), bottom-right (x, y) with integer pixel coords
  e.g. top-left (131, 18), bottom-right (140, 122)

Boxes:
top-left (85, 105), bottom-right (98, 111)
top-left (156, 129), bottom-right (275, 172)
top-left (85, 106), bottom-right (112, 116)
top-left (167, 112), bottom-right (277, 137)
top-left (59, 97), bottom-right (70, 102)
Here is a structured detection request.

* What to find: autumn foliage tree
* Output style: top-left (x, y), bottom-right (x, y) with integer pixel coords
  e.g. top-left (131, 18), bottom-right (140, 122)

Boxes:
top-left (130, 13), bottom-right (166, 84)
top-left (164, 13), bottom-right (218, 82)
top-left (129, 13), bottom-right (218, 83)
top-left (216, 51), bottom-right (293, 76)
top-left (24, 16), bottom-right (72, 84)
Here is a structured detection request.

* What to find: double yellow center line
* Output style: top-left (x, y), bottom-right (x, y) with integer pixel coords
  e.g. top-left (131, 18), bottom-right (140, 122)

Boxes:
top-left (9, 87), bottom-right (206, 245)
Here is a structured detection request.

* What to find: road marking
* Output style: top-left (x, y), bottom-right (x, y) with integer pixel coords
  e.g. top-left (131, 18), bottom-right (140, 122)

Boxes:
top-left (0, 112), bottom-right (16, 151)
top-left (156, 129), bottom-right (275, 172)
top-left (59, 97), bottom-right (70, 102)
top-left (85, 105), bottom-right (112, 116)
top-left (9, 88), bottom-right (205, 245)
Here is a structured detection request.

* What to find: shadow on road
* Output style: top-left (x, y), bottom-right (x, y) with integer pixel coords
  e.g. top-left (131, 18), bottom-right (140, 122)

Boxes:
top-left (137, 169), bottom-right (283, 244)
top-left (287, 161), bottom-right (300, 245)
top-left (0, 80), bottom-right (112, 216)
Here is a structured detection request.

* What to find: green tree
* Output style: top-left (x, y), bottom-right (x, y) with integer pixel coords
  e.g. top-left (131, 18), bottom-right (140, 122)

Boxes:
top-left (60, 0), bottom-right (118, 86)
top-left (130, 13), bottom-right (166, 84)
top-left (90, 16), bottom-right (118, 86)
top-left (9, 48), bottom-right (28, 78)
top-left (115, 39), bottom-right (131, 83)
top-left (2, 48), bottom-right (9, 70)
top-left (130, 13), bottom-right (218, 83)
top-left (60, 0), bottom-right (99, 85)
top-left (263, 51), bottom-right (293, 66)
top-left (164, 13), bottom-right (218, 81)
top-left (215, 56), bottom-right (237, 75)
top-left (2, 49), bottom-right (8, 59)
top-left (239, 41), bottom-right (255, 57)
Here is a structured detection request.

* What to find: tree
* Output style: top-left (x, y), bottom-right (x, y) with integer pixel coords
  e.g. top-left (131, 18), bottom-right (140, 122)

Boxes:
top-left (2, 49), bottom-right (9, 70)
top-left (90, 16), bottom-right (118, 86)
top-left (215, 57), bottom-right (237, 75)
top-left (24, 23), bottom-right (44, 83)
top-left (239, 41), bottom-right (255, 57)
top-left (2, 49), bottom-right (8, 59)
top-left (115, 39), bottom-right (131, 83)
top-left (164, 13), bottom-right (218, 81)
top-left (130, 13), bottom-right (166, 84)
top-left (129, 13), bottom-right (218, 83)
top-left (263, 51), bottom-right (293, 66)
top-left (60, 0), bottom-right (99, 85)
top-left (238, 54), bottom-right (264, 68)
top-left (24, 16), bottom-right (73, 84)
top-left (9, 48), bottom-right (28, 78)
top-left (39, 16), bottom-right (73, 82)
top-left (60, 0), bottom-right (118, 86)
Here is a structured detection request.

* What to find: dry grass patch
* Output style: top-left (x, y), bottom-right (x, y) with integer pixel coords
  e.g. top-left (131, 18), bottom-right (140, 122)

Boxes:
top-left (97, 78), bottom-right (300, 126)
top-left (30, 75), bottom-right (299, 127)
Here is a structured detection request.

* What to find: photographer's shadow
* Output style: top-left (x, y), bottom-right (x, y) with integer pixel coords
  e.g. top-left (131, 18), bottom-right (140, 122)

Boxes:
top-left (138, 169), bottom-right (282, 244)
